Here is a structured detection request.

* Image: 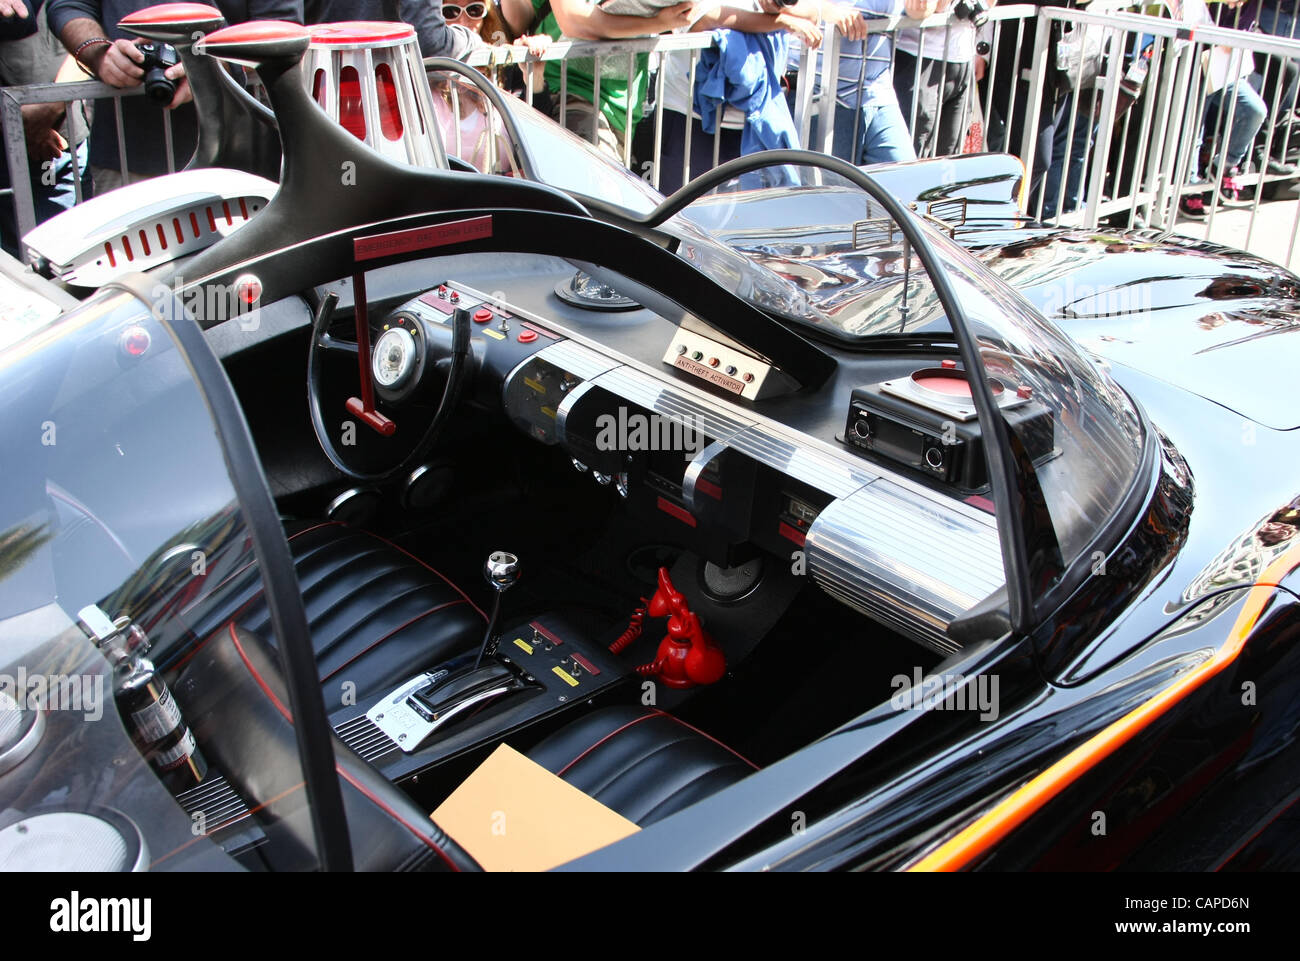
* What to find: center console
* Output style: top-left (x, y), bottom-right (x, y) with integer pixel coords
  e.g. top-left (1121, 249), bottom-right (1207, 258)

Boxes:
top-left (332, 611), bottom-right (629, 784)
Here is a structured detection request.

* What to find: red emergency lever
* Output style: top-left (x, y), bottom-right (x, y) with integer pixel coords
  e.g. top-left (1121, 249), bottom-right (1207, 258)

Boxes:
top-left (346, 269), bottom-right (396, 436)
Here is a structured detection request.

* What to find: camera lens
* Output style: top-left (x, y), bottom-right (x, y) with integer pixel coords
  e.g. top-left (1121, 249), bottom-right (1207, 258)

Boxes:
top-left (144, 70), bottom-right (175, 104)
top-left (138, 42), bottom-right (179, 105)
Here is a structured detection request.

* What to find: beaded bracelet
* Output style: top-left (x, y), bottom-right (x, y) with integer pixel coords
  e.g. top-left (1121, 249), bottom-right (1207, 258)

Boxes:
top-left (73, 37), bottom-right (112, 77)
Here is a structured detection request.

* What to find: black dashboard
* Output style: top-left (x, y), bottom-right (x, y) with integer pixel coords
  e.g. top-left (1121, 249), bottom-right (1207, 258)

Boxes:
top-left (340, 252), bottom-right (1007, 657)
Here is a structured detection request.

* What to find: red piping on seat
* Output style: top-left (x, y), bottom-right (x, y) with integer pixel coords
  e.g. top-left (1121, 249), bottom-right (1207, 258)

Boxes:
top-left (555, 712), bottom-right (660, 777)
top-left (170, 588), bottom-right (267, 674)
top-left (335, 766), bottom-right (461, 872)
top-left (652, 710), bottom-right (759, 771)
top-left (174, 520), bottom-right (481, 674)
top-left (318, 599), bottom-right (469, 681)
top-left (229, 623), bottom-right (294, 719)
top-left (313, 521), bottom-right (488, 622)
top-left (226, 624), bottom-right (465, 871)
top-left (555, 709), bottom-right (760, 778)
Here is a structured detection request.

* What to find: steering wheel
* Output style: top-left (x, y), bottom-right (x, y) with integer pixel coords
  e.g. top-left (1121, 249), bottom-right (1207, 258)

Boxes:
top-left (307, 289), bottom-right (473, 482)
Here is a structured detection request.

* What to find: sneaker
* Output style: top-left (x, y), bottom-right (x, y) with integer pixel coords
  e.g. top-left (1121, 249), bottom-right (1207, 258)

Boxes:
top-left (1218, 167), bottom-right (1243, 203)
top-left (1266, 158), bottom-right (1297, 176)
top-left (1179, 195), bottom-right (1208, 220)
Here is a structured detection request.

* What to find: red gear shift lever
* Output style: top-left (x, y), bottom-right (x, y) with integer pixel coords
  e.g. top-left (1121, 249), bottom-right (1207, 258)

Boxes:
top-left (629, 568), bottom-right (726, 689)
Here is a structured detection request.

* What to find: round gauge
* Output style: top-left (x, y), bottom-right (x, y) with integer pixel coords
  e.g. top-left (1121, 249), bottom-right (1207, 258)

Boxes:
top-left (373, 326), bottom-right (417, 389)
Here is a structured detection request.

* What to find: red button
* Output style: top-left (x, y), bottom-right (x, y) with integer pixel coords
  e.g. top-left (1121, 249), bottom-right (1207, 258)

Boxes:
top-left (473, 308), bottom-right (492, 323)
top-left (942, 359), bottom-right (958, 369)
top-left (708, 357), bottom-right (720, 368)
top-left (517, 330), bottom-right (538, 343)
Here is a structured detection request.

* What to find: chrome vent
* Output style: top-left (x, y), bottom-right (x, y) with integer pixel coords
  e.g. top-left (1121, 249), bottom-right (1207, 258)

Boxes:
top-left (176, 774), bottom-right (251, 835)
top-left (0, 690), bottom-right (44, 776)
top-left (335, 714), bottom-right (399, 762)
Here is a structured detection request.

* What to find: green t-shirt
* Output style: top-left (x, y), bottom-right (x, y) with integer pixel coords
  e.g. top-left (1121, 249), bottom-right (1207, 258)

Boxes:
top-left (532, 0), bottom-right (650, 135)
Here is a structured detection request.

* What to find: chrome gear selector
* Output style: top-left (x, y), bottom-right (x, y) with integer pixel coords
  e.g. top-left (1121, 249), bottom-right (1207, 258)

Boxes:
top-left (484, 551), bottom-right (520, 593)
top-left (476, 551), bottom-right (520, 667)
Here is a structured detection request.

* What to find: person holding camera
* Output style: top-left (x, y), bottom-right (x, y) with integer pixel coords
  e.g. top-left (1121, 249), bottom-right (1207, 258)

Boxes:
top-left (891, 0), bottom-right (991, 157)
top-left (47, 0), bottom-right (302, 194)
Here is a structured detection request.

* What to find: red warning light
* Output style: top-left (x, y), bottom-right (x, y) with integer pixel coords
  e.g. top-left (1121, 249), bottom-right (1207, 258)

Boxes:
top-left (234, 273), bottom-right (262, 305)
top-left (120, 326), bottom-right (151, 357)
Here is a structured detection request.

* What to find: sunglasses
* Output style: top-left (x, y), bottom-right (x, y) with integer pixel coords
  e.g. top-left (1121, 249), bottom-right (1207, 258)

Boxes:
top-left (443, 3), bottom-right (488, 19)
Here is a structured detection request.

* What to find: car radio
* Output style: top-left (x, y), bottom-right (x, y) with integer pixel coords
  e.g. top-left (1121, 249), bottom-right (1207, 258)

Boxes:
top-left (843, 361), bottom-right (1054, 492)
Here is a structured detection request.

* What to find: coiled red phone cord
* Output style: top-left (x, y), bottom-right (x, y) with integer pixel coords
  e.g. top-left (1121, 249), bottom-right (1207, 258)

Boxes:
top-left (608, 601), bottom-right (648, 654)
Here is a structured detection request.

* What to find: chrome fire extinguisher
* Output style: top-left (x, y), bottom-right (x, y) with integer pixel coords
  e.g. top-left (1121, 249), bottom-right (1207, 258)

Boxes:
top-left (78, 605), bottom-right (208, 791)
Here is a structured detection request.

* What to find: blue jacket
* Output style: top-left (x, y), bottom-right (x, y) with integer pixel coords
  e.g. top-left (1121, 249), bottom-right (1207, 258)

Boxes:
top-left (693, 29), bottom-right (800, 159)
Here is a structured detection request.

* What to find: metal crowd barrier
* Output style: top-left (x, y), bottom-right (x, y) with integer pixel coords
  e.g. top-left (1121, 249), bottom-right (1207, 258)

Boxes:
top-left (456, 32), bottom-right (715, 189)
top-left (1, 80), bottom-right (177, 240)
top-left (1018, 4), bottom-right (1300, 265)
top-left (5, 7), bottom-right (1300, 266)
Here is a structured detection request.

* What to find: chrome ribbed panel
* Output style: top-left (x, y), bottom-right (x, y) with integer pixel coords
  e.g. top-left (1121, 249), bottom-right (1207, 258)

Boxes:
top-left (818, 579), bottom-right (961, 656)
top-left (805, 479), bottom-right (1003, 653)
top-left (335, 713), bottom-right (399, 763)
top-left (507, 322), bottom-right (1009, 651)
top-left (724, 425), bottom-right (876, 500)
top-left (590, 365), bottom-right (757, 443)
top-left (176, 774), bottom-right (251, 834)
top-left (534, 339), bottom-right (621, 382)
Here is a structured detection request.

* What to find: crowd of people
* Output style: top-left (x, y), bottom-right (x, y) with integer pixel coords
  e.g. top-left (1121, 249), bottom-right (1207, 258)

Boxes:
top-left (3, 0), bottom-right (1299, 255)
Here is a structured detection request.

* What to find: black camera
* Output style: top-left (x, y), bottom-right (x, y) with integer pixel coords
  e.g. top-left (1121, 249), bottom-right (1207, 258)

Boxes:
top-left (950, 0), bottom-right (989, 26)
top-left (137, 41), bottom-right (181, 105)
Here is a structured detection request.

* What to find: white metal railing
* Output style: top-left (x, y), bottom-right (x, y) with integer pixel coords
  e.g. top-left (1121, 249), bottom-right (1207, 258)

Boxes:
top-left (1018, 5), bottom-right (1300, 263)
top-left (5, 6), bottom-right (1300, 266)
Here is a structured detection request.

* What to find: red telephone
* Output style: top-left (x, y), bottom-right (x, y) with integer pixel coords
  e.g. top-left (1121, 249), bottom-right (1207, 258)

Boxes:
top-left (609, 568), bottom-right (726, 689)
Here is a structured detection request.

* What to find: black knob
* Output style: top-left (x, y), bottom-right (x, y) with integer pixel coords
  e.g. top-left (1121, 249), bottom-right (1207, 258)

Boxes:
top-left (852, 417), bottom-right (872, 440)
top-left (925, 447), bottom-right (945, 471)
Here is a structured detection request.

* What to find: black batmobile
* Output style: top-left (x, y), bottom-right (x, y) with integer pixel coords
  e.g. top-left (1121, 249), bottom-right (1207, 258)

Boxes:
top-left (2, 8), bottom-right (1299, 873)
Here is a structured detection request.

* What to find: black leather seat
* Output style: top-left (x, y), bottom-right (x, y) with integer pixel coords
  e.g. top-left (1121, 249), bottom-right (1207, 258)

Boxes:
top-left (527, 705), bottom-right (758, 826)
top-left (177, 624), bottom-right (482, 871)
top-left (183, 521), bottom-right (485, 709)
top-left (177, 631), bottom-right (754, 870)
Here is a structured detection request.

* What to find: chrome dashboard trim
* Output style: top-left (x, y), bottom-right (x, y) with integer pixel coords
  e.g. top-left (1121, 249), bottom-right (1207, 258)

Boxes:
top-left (466, 281), bottom-right (1007, 650)
top-left (554, 377), bottom-right (598, 451)
top-left (805, 479), bottom-right (1004, 654)
top-left (683, 438), bottom-right (732, 515)
top-left (536, 338), bottom-right (621, 382)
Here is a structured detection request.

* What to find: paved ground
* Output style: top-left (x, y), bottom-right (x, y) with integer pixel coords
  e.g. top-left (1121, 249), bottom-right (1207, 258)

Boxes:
top-left (1165, 185), bottom-right (1300, 270)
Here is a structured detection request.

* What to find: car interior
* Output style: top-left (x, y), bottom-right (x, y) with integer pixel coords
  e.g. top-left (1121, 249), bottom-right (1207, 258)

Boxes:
top-left (0, 17), bottom-right (1152, 872)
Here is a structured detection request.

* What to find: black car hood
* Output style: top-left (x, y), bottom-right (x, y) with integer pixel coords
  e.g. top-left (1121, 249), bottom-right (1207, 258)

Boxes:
top-left (973, 229), bottom-right (1300, 430)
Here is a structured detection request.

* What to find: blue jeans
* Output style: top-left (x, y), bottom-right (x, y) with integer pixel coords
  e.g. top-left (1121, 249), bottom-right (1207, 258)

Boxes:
top-left (1042, 92), bottom-right (1098, 219)
top-left (1203, 80), bottom-right (1268, 170)
top-left (0, 141), bottom-right (90, 258)
top-left (827, 95), bottom-right (917, 167)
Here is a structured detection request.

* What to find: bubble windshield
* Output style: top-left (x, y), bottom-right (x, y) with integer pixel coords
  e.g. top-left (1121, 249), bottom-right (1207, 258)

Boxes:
top-left (0, 291), bottom-right (323, 871)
